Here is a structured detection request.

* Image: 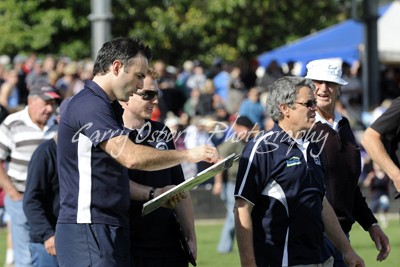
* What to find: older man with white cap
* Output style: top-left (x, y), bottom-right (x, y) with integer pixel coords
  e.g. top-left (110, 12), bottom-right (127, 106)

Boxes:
top-left (305, 59), bottom-right (390, 266)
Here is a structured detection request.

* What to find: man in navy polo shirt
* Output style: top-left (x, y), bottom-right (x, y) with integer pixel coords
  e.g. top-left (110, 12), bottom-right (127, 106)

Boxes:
top-left (234, 76), bottom-right (365, 267)
top-left (55, 37), bottom-right (219, 267)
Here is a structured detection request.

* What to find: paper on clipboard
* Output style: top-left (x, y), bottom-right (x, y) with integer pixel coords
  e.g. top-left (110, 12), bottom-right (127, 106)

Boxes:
top-left (141, 153), bottom-right (241, 216)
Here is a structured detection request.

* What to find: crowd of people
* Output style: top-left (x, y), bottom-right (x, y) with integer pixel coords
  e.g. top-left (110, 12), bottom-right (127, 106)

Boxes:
top-left (0, 36), bottom-right (399, 266)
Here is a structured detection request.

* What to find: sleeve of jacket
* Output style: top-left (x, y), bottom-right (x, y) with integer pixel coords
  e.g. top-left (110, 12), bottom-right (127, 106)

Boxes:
top-left (23, 142), bottom-right (56, 242)
top-left (352, 184), bottom-right (378, 231)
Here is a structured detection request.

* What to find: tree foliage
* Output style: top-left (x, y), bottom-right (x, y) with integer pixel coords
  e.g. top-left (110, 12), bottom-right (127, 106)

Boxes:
top-left (0, 0), bottom-right (350, 65)
top-left (0, 0), bottom-right (90, 59)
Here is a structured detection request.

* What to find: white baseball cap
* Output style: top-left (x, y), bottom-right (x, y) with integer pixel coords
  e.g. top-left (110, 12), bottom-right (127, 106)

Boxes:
top-left (305, 59), bottom-right (348, 85)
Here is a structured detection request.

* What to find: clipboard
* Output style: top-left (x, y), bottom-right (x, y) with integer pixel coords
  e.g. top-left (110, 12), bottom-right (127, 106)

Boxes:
top-left (141, 153), bottom-right (241, 216)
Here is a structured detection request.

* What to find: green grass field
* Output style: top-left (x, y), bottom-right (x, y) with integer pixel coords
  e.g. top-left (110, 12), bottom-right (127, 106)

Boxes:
top-left (0, 217), bottom-right (397, 266)
top-left (195, 217), bottom-right (400, 267)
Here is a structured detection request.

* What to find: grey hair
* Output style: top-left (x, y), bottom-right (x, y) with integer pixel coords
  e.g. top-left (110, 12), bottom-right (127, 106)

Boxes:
top-left (266, 76), bottom-right (315, 122)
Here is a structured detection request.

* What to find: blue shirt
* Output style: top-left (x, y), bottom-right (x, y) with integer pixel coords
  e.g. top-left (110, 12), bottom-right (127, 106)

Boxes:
top-left (57, 80), bottom-right (130, 228)
top-left (238, 99), bottom-right (265, 130)
top-left (235, 124), bottom-right (327, 267)
top-left (213, 71), bottom-right (230, 102)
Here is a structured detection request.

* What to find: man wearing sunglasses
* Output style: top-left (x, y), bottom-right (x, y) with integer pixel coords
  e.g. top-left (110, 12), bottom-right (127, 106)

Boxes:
top-left (235, 76), bottom-right (364, 267)
top-left (306, 59), bottom-right (390, 266)
top-left (121, 68), bottom-right (196, 267)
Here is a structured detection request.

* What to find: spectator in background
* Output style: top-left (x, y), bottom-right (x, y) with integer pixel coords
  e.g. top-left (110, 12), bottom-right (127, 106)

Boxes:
top-left (305, 59), bottom-right (390, 266)
top-left (212, 59), bottom-right (231, 103)
top-left (363, 162), bottom-right (391, 228)
top-left (339, 61), bottom-right (362, 107)
top-left (0, 82), bottom-right (60, 267)
top-left (212, 116), bottom-right (257, 254)
top-left (176, 60), bottom-right (194, 98)
top-left (53, 57), bottom-right (69, 82)
top-left (23, 97), bottom-right (70, 267)
top-left (153, 60), bottom-right (185, 121)
top-left (78, 59), bottom-right (94, 82)
top-left (283, 60), bottom-right (296, 76)
top-left (183, 79), bottom-right (215, 117)
top-left (185, 61), bottom-right (206, 96)
top-left (238, 86), bottom-right (266, 130)
top-left (26, 55), bottom-right (56, 92)
top-left (234, 76), bottom-right (364, 267)
top-left (184, 116), bottom-right (216, 177)
top-left (210, 103), bottom-right (231, 147)
top-left (236, 57), bottom-right (257, 90)
top-left (226, 66), bottom-right (245, 115)
top-left (0, 69), bottom-right (21, 113)
top-left (154, 60), bottom-right (176, 90)
top-left (256, 59), bottom-right (284, 91)
top-left (183, 87), bottom-right (200, 118)
top-left (13, 54), bottom-right (29, 106)
top-left (0, 101), bottom-right (12, 267)
top-left (195, 79), bottom-right (215, 116)
top-left (55, 61), bottom-right (84, 97)
top-left (165, 115), bottom-right (197, 180)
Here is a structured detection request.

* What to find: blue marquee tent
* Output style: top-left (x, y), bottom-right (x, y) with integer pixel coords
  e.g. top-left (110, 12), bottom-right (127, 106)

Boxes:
top-left (257, 2), bottom-right (394, 68)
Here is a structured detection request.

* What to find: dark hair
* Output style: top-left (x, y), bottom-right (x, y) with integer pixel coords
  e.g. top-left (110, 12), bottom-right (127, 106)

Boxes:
top-left (93, 37), bottom-right (152, 76)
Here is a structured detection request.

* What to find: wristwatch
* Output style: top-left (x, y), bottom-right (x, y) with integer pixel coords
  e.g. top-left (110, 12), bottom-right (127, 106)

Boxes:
top-left (148, 187), bottom-right (157, 200)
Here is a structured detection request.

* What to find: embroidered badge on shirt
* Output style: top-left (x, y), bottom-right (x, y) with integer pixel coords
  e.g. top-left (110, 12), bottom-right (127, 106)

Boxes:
top-left (156, 142), bottom-right (168, 150)
top-left (312, 156), bottom-right (321, 166)
top-left (286, 156), bottom-right (301, 167)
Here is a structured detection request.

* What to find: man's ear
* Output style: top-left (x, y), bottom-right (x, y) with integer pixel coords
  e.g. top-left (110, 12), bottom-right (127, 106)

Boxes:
top-left (112, 60), bottom-right (123, 76)
top-left (279, 103), bottom-right (290, 117)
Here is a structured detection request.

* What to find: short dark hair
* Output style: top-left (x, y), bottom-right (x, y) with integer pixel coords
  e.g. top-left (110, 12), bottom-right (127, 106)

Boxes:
top-left (93, 37), bottom-right (152, 76)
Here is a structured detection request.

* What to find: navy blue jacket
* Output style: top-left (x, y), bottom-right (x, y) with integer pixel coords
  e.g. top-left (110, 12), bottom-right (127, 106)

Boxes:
top-left (312, 118), bottom-right (377, 233)
top-left (23, 138), bottom-right (59, 243)
top-left (128, 120), bottom-right (186, 259)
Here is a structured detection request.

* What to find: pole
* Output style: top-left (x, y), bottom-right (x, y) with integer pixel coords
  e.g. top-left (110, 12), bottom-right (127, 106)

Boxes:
top-left (362, 0), bottom-right (380, 112)
top-left (88, 0), bottom-right (113, 60)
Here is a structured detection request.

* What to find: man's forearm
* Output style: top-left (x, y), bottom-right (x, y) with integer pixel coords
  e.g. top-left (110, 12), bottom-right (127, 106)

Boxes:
top-left (362, 128), bottom-right (400, 180)
top-left (129, 180), bottom-right (157, 201)
top-left (235, 199), bottom-right (257, 267)
top-left (102, 137), bottom-right (218, 171)
top-left (0, 166), bottom-right (19, 197)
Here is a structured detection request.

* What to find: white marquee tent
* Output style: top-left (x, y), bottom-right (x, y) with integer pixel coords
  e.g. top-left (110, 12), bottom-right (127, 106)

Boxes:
top-left (378, 0), bottom-right (400, 63)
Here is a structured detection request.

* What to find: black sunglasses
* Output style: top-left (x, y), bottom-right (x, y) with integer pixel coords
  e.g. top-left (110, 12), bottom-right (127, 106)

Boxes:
top-left (134, 90), bottom-right (159, 101)
top-left (295, 99), bottom-right (317, 108)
